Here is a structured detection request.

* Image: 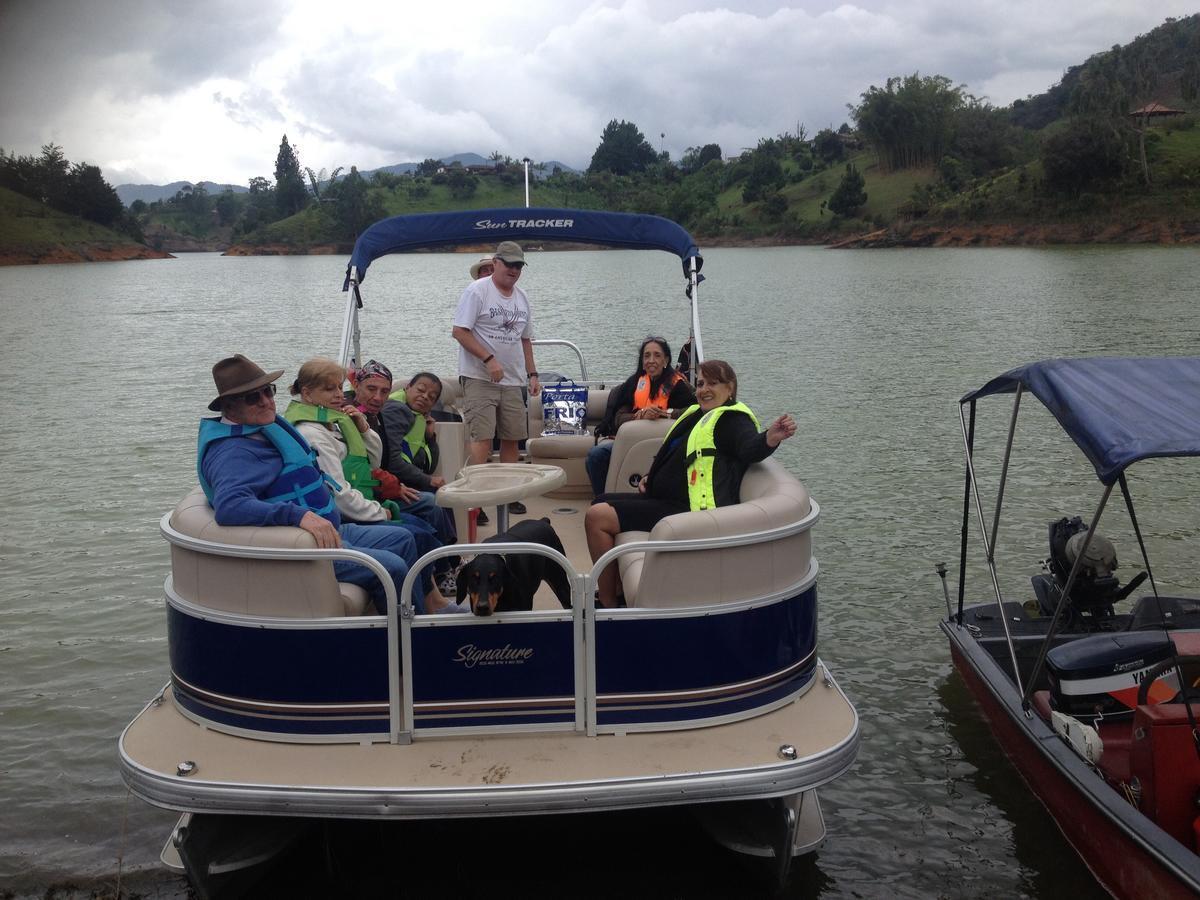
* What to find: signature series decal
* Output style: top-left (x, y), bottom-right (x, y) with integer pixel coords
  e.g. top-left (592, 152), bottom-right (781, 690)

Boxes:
top-left (453, 643), bottom-right (534, 668)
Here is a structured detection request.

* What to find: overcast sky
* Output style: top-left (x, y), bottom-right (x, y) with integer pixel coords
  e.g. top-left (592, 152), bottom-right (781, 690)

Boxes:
top-left (0, 1), bottom-right (1194, 186)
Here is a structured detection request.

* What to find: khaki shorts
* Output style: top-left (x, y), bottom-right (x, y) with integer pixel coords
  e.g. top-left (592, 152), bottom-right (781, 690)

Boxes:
top-left (460, 377), bottom-right (528, 443)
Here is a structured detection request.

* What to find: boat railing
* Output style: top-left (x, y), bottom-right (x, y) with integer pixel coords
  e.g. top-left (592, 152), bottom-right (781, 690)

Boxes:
top-left (530, 338), bottom-right (588, 382)
top-left (160, 507), bottom-right (820, 744)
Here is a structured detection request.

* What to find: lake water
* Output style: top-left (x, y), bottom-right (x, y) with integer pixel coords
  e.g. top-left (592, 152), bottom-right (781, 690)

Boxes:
top-left (2, 244), bottom-right (1198, 898)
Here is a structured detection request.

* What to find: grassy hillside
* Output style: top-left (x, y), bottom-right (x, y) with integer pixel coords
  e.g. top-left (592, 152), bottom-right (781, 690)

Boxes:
top-left (0, 185), bottom-right (135, 245)
top-left (0, 185), bottom-right (167, 264)
top-left (924, 117), bottom-right (1200, 225)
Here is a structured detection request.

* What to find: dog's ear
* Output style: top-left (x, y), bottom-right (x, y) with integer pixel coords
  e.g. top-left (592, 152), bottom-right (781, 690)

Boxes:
top-left (455, 565), bottom-right (469, 605)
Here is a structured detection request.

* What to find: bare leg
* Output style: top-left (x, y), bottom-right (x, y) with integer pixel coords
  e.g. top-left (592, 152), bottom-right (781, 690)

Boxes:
top-left (468, 440), bottom-right (492, 466)
top-left (498, 438), bottom-right (520, 463)
top-left (424, 581), bottom-right (450, 612)
top-left (585, 502), bottom-right (623, 607)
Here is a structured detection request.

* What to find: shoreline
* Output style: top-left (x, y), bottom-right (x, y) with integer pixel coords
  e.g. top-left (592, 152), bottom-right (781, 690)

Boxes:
top-left (4, 220), bottom-right (1198, 267)
top-left (0, 243), bottom-right (173, 266)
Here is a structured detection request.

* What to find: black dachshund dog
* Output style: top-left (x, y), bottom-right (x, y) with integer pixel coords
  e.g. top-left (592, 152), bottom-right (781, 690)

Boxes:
top-left (456, 517), bottom-right (572, 615)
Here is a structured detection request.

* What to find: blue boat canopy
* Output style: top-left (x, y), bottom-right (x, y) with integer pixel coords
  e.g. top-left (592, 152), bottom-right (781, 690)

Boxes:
top-left (963, 356), bottom-right (1200, 484)
top-left (345, 207), bottom-right (702, 287)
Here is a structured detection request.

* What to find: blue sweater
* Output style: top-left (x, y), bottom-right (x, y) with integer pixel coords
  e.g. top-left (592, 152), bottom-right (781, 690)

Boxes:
top-left (201, 434), bottom-right (343, 529)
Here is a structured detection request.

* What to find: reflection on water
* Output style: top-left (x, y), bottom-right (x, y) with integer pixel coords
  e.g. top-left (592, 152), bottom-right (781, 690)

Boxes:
top-left (1, 246), bottom-right (1198, 897)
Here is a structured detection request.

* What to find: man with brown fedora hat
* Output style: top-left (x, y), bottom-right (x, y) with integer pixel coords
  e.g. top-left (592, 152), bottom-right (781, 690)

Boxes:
top-left (452, 240), bottom-right (540, 521)
top-left (197, 353), bottom-right (430, 614)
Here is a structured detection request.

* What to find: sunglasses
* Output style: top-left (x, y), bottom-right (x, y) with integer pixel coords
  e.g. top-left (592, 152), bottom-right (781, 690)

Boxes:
top-left (497, 259), bottom-right (525, 270)
top-left (232, 383), bottom-right (277, 405)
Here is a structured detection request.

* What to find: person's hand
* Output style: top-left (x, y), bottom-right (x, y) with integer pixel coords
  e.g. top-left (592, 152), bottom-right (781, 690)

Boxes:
top-left (486, 357), bottom-right (503, 382)
top-left (341, 404), bottom-right (370, 433)
top-left (637, 476), bottom-right (649, 494)
top-left (396, 484), bottom-right (421, 504)
top-left (383, 506), bottom-right (393, 520)
top-left (766, 414), bottom-right (797, 448)
top-left (430, 475), bottom-right (446, 490)
top-left (298, 511), bottom-right (341, 548)
top-left (425, 419), bottom-right (437, 439)
top-left (529, 374), bottom-right (540, 396)
top-left (635, 407), bottom-right (666, 420)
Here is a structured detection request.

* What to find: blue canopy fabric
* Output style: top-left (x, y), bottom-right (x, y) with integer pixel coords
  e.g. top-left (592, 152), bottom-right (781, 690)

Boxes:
top-left (345, 207), bottom-right (701, 286)
top-left (962, 356), bottom-right (1200, 484)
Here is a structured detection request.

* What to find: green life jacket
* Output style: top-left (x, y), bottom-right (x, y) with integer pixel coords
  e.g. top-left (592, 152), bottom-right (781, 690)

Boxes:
top-left (665, 402), bottom-right (760, 511)
top-left (388, 388), bottom-right (432, 470)
top-left (283, 401), bottom-right (379, 499)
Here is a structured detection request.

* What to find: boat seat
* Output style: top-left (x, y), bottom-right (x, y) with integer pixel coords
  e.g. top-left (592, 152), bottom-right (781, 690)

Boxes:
top-left (604, 418), bottom-right (673, 494)
top-left (525, 387), bottom-right (612, 498)
top-left (615, 457), bottom-right (813, 609)
top-left (169, 488), bottom-right (370, 617)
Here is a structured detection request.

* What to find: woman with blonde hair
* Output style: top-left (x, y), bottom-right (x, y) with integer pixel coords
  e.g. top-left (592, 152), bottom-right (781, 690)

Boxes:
top-left (284, 358), bottom-right (459, 613)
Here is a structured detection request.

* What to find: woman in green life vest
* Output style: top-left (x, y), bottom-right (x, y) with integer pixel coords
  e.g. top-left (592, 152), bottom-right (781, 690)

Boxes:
top-left (285, 358), bottom-right (458, 613)
top-left (584, 359), bottom-right (797, 608)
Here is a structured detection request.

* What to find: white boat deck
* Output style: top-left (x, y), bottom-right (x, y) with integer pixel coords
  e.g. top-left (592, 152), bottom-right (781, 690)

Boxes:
top-left (121, 665), bottom-right (857, 818)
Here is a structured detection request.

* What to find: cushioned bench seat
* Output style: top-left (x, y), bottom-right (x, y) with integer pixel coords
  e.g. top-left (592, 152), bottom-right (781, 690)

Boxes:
top-left (611, 457), bottom-right (813, 609)
top-left (525, 386), bottom-right (611, 499)
top-left (169, 487), bottom-right (371, 617)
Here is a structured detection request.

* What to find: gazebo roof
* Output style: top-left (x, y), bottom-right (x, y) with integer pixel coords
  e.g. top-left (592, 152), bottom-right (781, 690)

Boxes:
top-left (1129, 102), bottom-right (1186, 117)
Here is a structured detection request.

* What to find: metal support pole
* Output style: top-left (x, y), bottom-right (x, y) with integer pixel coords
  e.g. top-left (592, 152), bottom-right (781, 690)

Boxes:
top-left (959, 401), bottom-right (1025, 698)
top-left (988, 387), bottom-right (1022, 561)
top-left (688, 258), bottom-right (704, 372)
top-left (1021, 482), bottom-right (1115, 708)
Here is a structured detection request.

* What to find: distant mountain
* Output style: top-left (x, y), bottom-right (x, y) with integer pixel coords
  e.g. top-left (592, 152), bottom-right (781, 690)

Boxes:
top-left (117, 155), bottom-right (583, 207)
top-left (115, 180), bottom-right (247, 207)
top-left (359, 153), bottom-right (579, 181)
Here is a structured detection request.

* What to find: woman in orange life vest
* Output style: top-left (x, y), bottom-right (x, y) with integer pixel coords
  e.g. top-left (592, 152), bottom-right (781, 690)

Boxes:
top-left (585, 359), bottom-right (797, 608)
top-left (586, 336), bottom-right (696, 496)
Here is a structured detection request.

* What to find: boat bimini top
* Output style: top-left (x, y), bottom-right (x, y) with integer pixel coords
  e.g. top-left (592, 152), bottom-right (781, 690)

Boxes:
top-left (962, 356), bottom-right (1200, 485)
top-left (337, 206), bottom-right (706, 378)
top-left (344, 206), bottom-right (702, 285)
top-left (956, 355), bottom-right (1200, 706)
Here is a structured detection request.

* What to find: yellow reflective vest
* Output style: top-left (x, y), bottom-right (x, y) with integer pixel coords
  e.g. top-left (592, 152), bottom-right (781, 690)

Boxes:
top-left (665, 402), bottom-right (760, 511)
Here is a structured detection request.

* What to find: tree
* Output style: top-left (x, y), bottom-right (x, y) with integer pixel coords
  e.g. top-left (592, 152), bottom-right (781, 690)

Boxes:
top-left (324, 167), bottom-right (386, 239)
top-left (1040, 116), bottom-right (1128, 197)
top-left (588, 120), bottom-right (657, 176)
top-left (851, 74), bottom-right (965, 171)
top-left (680, 144), bottom-right (723, 175)
top-left (62, 162), bottom-right (124, 226)
top-left (305, 166), bottom-right (343, 202)
top-left (446, 168), bottom-right (479, 199)
top-left (416, 158), bottom-right (442, 178)
top-left (741, 144), bottom-right (785, 203)
top-left (827, 163), bottom-right (867, 216)
top-left (812, 129), bottom-right (844, 164)
top-left (273, 135), bottom-right (308, 218)
top-left (214, 190), bottom-right (240, 226)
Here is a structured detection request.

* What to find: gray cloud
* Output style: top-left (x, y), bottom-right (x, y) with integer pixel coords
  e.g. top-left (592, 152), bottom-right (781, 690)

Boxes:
top-left (1, 1), bottom-right (1195, 183)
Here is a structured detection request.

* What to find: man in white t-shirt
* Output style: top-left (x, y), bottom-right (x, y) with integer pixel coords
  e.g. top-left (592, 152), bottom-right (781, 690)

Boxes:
top-left (452, 241), bottom-right (541, 485)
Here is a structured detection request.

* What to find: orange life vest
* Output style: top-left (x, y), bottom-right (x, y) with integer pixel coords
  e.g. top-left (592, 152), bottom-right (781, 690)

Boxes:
top-left (633, 371), bottom-right (683, 411)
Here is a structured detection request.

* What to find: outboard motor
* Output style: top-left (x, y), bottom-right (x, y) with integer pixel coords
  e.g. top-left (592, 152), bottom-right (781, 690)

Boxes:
top-left (1031, 516), bottom-right (1147, 620)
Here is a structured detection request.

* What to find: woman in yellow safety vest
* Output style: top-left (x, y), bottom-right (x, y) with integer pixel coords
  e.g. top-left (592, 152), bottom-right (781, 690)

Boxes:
top-left (584, 359), bottom-right (797, 608)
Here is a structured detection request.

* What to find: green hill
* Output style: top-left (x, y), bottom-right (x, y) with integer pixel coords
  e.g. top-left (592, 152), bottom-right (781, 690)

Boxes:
top-left (0, 185), bottom-right (168, 264)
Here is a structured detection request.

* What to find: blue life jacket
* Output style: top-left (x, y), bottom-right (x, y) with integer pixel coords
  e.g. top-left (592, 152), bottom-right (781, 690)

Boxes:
top-left (197, 416), bottom-right (339, 522)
